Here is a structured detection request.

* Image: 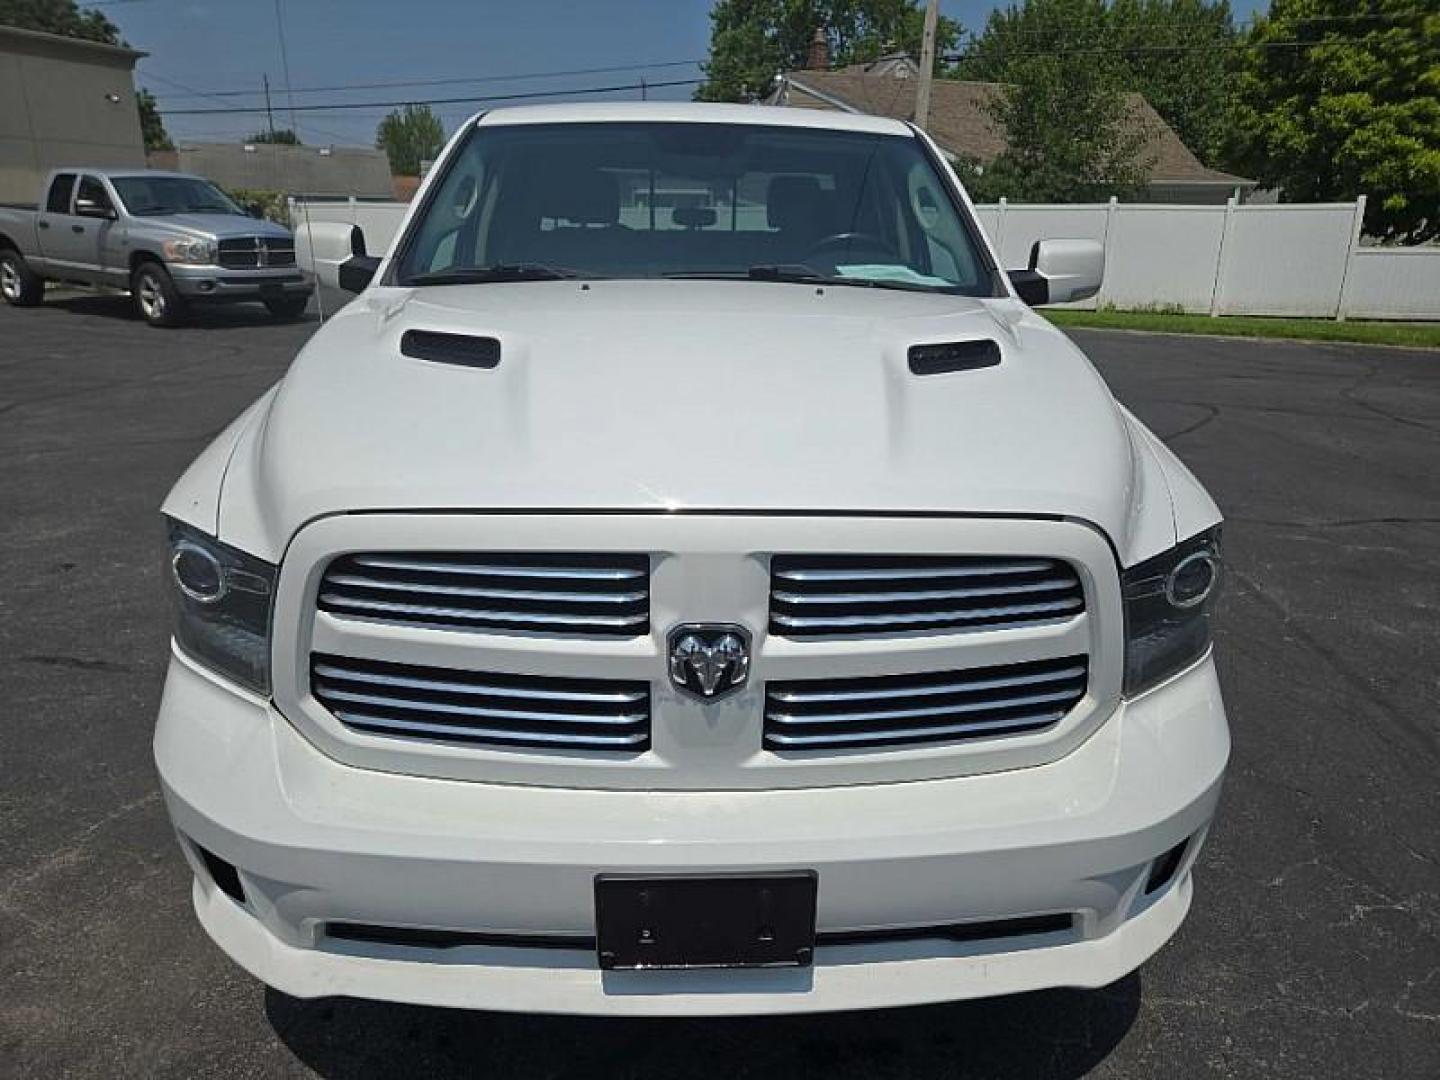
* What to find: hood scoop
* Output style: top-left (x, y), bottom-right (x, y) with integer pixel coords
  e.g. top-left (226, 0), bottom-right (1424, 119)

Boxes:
top-left (400, 330), bottom-right (501, 369)
top-left (908, 339), bottom-right (1000, 376)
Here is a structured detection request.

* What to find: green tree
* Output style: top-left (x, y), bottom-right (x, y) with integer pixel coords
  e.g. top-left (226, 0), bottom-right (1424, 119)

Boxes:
top-left (1229, 0), bottom-right (1440, 243)
top-left (697, 0), bottom-right (962, 102)
top-left (957, 0), bottom-right (1237, 169)
top-left (0, 0), bottom-right (175, 152)
top-left (248, 128), bottom-right (302, 145)
top-left (375, 104), bottom-right (444, 176)
top-left (957, 0), bottom-right (1154, 201)
top-left (0, 0), bottom-right (118, 42)
top-left (963, 57), bottom-right (1154, 202)
top-left (137, 89), bottom-right (172, 152)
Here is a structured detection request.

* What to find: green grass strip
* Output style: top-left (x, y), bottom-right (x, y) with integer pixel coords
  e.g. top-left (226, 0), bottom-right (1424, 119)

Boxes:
top-left (1044, 308), bottom-right (1440, 349)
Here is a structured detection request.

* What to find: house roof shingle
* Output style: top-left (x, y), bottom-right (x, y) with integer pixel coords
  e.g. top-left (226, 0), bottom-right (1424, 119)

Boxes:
top-left (776, 64), bottom-right (1251, 190)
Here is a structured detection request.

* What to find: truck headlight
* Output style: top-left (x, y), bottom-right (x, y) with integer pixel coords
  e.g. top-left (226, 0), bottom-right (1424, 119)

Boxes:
top-left (162, 238), bottom-right (217, 265)
top-left (1122, 527), bottom-right (1222, 696)
top-left (166, 519), bottom-right (275, 694)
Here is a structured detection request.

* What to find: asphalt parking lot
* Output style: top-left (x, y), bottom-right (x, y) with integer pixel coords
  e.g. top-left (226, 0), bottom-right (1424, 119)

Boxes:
top-left (1, 292), bottom-right (1437, 1079)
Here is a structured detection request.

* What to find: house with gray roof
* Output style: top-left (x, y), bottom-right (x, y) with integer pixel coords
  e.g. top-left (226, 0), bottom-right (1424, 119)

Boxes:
top-left (765, 56), bottom-right (1254, 204)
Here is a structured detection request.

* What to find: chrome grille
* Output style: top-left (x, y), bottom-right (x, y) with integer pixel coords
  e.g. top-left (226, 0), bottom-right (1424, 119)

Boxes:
top-left (770, 555), bottom-right (1084, 637)
top-left (217, 236), bottom-right (297, 269)
top-left (765, 655), bottom-right (1088, 751)
top-left (311, 653), bottom-right (650, 751)
top-left (318, 552), bottom-right (650, 636)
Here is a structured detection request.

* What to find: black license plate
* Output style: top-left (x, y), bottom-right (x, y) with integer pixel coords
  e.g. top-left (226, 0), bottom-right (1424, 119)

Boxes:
top-left (595, 872), bottom-right (818, 970)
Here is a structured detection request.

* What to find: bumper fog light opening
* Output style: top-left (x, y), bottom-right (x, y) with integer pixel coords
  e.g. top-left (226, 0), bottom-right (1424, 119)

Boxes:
top-left (1144, 839), bottom-right (1190, 896)
top-left (194, 842), bottom-right (247, 905)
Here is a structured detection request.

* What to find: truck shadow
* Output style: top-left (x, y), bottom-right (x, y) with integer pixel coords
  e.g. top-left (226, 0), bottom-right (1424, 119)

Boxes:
top-left (37, 292), bottom-right (315, 328)
top-left (264, 973), bottom-right (1140, 1078)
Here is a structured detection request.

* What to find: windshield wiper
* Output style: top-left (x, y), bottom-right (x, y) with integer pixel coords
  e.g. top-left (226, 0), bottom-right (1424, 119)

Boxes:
top-left (404, 263), bottom-right (584, 286)
top-left (664, 265), bottom-right (946, 292)
top-left (663, 264), bottom-right (838, 284)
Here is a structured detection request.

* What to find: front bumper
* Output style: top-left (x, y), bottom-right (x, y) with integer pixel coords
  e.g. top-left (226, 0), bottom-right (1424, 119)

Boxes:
top-left (168, 264), bottom-right (311, 300)
top-left (155, 647), bottom-right (1228, 1016)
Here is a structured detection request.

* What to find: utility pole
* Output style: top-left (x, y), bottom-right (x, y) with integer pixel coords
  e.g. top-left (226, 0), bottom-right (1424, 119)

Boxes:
top-left (914, 0), bottom-right (940, 131)
top-left (263, 73), bottom-right (276, 140)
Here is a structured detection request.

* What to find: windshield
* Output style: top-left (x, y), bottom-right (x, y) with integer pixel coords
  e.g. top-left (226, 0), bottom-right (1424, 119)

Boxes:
top-left (110, 176), bottom-right (244, 217)
top-left (393, 121), bottom-right (997, 295)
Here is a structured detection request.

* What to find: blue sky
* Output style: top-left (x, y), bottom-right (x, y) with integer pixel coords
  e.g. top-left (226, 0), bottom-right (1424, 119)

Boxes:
top-left (98, 0), bottom-right (1269, 148)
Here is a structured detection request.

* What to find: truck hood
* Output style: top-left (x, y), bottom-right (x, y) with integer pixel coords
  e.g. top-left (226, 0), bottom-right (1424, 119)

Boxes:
top-left (224, 281), bottom-right (1157, 557)
top-left (140, 213), bottom-right (292, 240)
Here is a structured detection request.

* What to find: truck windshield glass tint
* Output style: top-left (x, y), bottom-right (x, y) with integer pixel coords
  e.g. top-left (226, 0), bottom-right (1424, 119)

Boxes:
top-left (396, 122), bottom-right (990, 295)
top-left (110, 176), bottom-right (243, 217)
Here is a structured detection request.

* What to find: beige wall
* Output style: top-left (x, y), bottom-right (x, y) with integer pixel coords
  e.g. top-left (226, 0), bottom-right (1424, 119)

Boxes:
top-left (0, 31), bottom-right (144, 205)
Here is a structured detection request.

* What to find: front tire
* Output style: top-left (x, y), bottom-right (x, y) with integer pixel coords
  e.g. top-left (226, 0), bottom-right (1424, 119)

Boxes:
top-left (0, 247), bottom-right (44, 306)
top-left (131, 261), bottom-right (187, 327)
top-left (264, 294), bottom-right (310, 321)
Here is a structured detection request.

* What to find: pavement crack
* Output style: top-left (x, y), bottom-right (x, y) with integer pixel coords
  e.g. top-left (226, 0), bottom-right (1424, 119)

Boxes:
top-left (1339, 360), bottom-right (1440, 433)
top-left (15, 654), bottom-right (137, 674)
top-left (1227, 568), bottom-right (1438, 765)
top-left (1158, 402), bottom-right (1221, 441)
top-left (0, 791), bottom-right (162, 908)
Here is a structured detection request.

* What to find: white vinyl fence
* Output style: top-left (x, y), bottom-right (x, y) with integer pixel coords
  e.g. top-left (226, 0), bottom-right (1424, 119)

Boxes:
top-left (975, 196), bottom-right (1440, 321)
top-left (293, 194), bottom-right (1440, 321)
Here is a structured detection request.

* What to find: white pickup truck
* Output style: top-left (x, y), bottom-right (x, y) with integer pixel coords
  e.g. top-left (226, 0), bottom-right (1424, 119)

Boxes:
top-left (0, 168), bottom-right (311, 326)
top-left (154, 103), bottom-right (1227, 1016)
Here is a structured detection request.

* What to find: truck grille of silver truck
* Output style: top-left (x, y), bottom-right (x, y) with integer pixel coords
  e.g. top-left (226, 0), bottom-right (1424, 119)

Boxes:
top-left (217, 237), bottom-right (297, 269)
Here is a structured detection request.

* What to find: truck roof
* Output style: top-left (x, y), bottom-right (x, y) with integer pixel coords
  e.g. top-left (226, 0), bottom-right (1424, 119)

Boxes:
top-left (43, 167), bottom-right (204, 182)
top-left (472, 101), bottom-right (914, 137)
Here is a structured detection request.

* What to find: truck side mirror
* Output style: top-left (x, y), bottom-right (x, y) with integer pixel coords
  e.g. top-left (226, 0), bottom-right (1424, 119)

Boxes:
top-left (1007, 239), bottom-right (1104, 306)
top-left (339, 256), bottom-right (381, 293)
top-left (74, 196), bottom-right (116, 220)
top-left (338, 224), bottom-right (381, 293)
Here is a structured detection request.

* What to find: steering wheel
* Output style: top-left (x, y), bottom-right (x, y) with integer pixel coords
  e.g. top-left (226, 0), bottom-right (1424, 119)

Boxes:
top-left (802, 231), bottom-right (899, 263)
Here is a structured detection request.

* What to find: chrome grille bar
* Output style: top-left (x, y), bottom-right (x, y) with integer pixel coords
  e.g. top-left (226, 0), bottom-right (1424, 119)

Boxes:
top-left (770, 554), bottom-right (1084, 638)
top-left (351, 555), bottom-right (643, 581)
top-left (325, 572), bottom-right (647, 605)
top-left (768, 686), bottom-right (1082, 725)
top-left (312, 653), bottom-right (651, 752)
top-left (771, 578), bottom-right (1075, 605)
top-left (765, 655), bottom-right (1087, 752)
top-left (766, 710), bottom-right (1071, 748)
top-left (330, 711), bottom-right (649, 748)
top-left (775, 559), bottom-right (1053, 582)
top-left (769, 662), bottom-right (1086, 704)
top-left (311, 660), bottom-right (646, 704)
top-left (319, 552), bottom-right (650, 637)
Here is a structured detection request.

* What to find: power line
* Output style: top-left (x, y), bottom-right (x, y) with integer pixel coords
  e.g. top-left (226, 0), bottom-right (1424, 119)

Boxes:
top-left (273, 0), bottom-right (299, 135)
top-left (156, 77), bottom-right (704, 116)
top-left (146, 59), bottom-right (706, 101)
top-left (143, 69), bottom-right (356, 142)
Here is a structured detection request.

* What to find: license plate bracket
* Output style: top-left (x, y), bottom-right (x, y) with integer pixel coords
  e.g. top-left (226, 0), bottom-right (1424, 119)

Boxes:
top-left (595, 872), bottom-right (818, 971)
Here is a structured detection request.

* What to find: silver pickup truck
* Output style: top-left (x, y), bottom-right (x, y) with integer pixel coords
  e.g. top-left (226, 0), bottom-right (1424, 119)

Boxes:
top-left (0, 168), bottom-right (312, 326)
